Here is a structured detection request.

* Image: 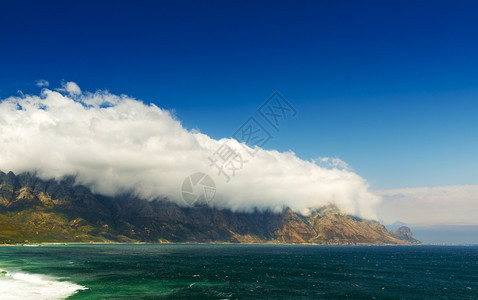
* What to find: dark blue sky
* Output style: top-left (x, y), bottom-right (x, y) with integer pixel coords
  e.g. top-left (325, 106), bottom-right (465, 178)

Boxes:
top-left (1, 0), bottom-right (477, 189)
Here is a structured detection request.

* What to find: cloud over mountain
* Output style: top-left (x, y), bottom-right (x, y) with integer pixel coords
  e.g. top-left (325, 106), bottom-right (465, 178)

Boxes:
top-left (0, 83), bottom-right (380, 219)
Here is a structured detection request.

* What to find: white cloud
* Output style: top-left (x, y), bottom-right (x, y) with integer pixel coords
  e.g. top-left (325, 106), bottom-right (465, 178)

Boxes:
top-left (35, 79), bottom-right (49, 87)
top-left (315, 157), bottom-right (351, 170)
top-left (0, 83), bottom-right (380, 219)
top-left (375, 185), bottom-right (478, 226)
top-left (57, 81), bottom-right (81, 96)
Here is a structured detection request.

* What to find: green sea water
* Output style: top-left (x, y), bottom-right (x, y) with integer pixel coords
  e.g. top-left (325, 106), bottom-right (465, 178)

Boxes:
top-left (0, 244), bottom-right (477, 299)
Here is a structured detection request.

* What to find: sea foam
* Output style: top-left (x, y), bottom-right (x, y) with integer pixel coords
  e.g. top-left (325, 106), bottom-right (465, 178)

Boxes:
top-left (0, 269), bottom-right (86, 299)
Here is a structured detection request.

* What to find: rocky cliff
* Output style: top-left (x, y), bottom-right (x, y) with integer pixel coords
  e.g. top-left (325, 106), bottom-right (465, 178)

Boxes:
top-left (0, 171), bottom-right (413, 245)
top-left (391, 226), bottom-right (421, 244)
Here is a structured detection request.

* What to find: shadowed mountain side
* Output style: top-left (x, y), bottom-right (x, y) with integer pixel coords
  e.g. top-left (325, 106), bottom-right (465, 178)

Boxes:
top-left (0, 171), bottom-right (410, 245)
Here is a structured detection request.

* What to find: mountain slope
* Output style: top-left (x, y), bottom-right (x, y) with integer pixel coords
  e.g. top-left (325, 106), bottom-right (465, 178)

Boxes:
top-left (0, 171), bottom-right (411, 244)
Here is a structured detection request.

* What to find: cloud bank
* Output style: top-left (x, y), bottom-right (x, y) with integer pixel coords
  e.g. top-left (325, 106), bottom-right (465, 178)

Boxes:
top-left (376, 185), bottom-right (478, 226)
top-left (0, 83), bottom-right (379, 219)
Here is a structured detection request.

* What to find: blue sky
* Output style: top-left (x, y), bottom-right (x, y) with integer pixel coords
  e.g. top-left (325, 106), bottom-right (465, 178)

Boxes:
top-left (1, 0), bottom-right (477, 190)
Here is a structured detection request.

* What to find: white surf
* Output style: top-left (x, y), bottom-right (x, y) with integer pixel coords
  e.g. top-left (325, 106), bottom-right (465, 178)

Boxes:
top-left (0, 268), bottom-right (87, 299)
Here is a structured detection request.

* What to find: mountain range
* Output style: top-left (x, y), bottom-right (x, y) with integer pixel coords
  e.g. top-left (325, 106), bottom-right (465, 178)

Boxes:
top-left (0, 171), bottom-right (417, 245)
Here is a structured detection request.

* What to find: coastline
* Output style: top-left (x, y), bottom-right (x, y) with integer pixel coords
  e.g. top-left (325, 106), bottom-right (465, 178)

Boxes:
top-left (2, 241), bottom-right (469, 247)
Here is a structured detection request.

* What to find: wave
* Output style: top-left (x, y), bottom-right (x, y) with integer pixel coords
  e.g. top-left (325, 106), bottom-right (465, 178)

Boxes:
top-left (0, 268), bottom-right (87, 299)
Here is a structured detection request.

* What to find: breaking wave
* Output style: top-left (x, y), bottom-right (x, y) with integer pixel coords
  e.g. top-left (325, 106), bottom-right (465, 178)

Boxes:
top-left (0, 268), bottom-right (86, 299)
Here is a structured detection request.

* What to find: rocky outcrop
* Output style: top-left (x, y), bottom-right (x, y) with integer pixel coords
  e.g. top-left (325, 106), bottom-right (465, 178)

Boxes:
top-left (391, 226), bottom-right (421, 244)
top-left (0, 171), bottom-right (413, 244)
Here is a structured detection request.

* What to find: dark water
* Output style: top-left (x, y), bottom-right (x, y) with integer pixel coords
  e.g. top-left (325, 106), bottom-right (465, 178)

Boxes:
top-left (0, 244), bottom-right (477, 299)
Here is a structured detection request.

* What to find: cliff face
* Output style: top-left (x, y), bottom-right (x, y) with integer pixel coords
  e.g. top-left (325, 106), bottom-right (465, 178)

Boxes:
top-left (0, 171), bottom-right (410, 245)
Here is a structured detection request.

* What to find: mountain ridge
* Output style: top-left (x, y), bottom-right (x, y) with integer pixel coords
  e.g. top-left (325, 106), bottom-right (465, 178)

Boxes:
top-left (0, 171), bottom-right (417, 245)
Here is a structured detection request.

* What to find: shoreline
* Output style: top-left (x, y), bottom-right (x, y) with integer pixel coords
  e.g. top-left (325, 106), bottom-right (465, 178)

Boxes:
top-left (1, 241), bottom-right (472, 247)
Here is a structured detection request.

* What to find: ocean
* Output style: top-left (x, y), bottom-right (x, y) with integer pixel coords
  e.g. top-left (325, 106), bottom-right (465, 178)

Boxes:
top-left (0, 244), bottom-right (477, 299)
